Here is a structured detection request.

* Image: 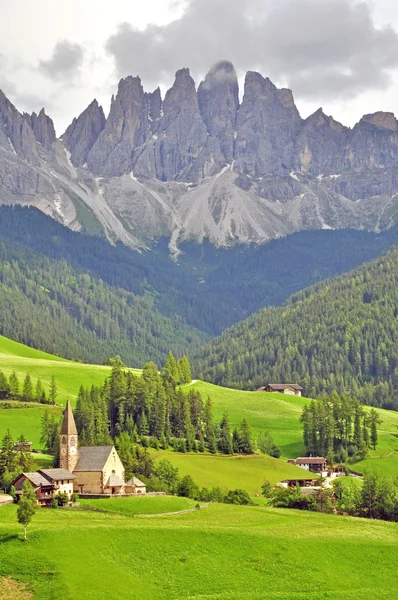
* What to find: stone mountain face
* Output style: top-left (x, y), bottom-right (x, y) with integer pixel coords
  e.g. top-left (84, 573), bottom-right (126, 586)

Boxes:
top-left (3, 61), bottom-right (398, 251)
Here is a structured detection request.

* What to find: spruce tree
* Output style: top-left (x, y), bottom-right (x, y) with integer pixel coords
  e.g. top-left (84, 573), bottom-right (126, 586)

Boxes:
top-left (8, 371), bottom-right (19, 396)
top-left (0, 371), bottom-right (10, 399)
top-left (49, 376), bottom-right (57, 404)
top-left (238, 419), bottom-right (254, 454)
top-left (22, 373), bottom-right (33, 401)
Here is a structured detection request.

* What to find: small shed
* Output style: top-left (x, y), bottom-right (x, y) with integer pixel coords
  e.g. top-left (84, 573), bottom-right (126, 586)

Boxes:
top-left (125, 477), bottom-right (147, 494)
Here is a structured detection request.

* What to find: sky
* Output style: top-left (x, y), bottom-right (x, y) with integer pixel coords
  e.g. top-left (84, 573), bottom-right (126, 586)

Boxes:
top-left (1, 0), bottom-right (398, 135)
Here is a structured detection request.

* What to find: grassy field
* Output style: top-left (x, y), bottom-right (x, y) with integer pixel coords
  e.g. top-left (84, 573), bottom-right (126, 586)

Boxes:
top-left (150, 449), bottom-right (309, 493)
top-left (0, 335), bottom-right (140, 406)
top-left (1, 500), bottom-right (398, 599)
top-left (189, 380), bottom-right (308, 456)
top-left (1, 334), bottom-right (398, 481)
top-left (79, 495), bottom-right (197, 516)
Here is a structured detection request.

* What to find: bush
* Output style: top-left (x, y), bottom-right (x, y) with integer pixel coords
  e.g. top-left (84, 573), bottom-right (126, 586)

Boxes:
top-left (54, 492), bottom-right (69, 506)
top-left (177, 475), bottom-right (199, 499)
top-left (71, 492), bottom-right (79, 503)
top-left (224, 489), bottom-right (254, 506)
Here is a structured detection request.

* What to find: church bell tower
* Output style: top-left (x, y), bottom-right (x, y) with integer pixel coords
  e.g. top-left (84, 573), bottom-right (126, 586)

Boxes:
top-left (59, 400), bottom-right (79, 472)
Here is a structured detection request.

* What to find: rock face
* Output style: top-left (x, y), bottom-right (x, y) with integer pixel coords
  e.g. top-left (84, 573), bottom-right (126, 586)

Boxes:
top-left (4, 62), bottom-right (398, 250)
top-left (292, 108), bottom-right (350, 176)
top-left (235, 72), bottom-right (302, 177)
top-left (87, 76), bottom-right (150, 176)
top-left (198, 60), bottom-right (239, 162)
top-left (25, 109), bottom-right (56, 150)
top-left (62, 100), bottom-right (105, 166)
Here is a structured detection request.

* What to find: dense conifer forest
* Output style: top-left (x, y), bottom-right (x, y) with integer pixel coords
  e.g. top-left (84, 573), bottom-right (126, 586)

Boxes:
top-left (195, 248), bottom-right (398, 409)
top-left (2, 205), bottom-right (398, 336)
top-left (0, 239), bottom-right (206, 365)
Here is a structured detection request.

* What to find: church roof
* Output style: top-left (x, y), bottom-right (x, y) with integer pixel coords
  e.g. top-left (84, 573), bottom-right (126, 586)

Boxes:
top-left (39, 468), bottom-right (76, 481)
top-left (60, 400), bottom-right (78, 435)
top-left (74, 446), bottom-right (115, 472)
top-left (105, 474), bottom-right (124, 487)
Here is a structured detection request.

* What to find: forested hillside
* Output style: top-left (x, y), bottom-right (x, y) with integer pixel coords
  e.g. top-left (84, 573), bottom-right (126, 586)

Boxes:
top-left (3, 206), bottom-right (398, 335)
top-left (0, 239), bottom-right (206, 366)
top-left (195, 248), bottom-right (398, 409)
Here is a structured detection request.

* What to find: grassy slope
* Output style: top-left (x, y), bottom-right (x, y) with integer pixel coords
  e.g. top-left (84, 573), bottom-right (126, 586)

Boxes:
top-left (79, 496), bottom-right (196, 516)
top-left (0, 334), bottom-right (117, 405)
top-left (1, 501), bottom-right (398, 600)
top-left (150, 449), bottom-right (310, 493)
top-left (1, 335), bottom-right (398, 479)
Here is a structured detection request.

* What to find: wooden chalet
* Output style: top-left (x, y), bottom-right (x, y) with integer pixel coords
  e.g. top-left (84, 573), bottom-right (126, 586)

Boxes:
top-left (257, 384), bottom-right (303, 396)
top-left (294, 457), bottom-right (328, 474)
top-left (13, 468), bottom-right (76, 507)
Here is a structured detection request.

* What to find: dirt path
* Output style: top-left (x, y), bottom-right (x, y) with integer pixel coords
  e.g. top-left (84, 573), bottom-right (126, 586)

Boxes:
top-left (0, 494), bottom-right (13, 506)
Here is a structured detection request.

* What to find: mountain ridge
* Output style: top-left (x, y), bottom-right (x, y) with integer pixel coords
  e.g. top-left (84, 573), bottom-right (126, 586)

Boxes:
top-left (3, 61), bottom-right (398, 249)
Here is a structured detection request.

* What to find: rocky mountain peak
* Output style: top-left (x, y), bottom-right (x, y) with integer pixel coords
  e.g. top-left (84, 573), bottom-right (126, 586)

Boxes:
top-left (62, 99), bottom-right (106, 166)
top-left (26, 108), bottom-right (56, 150)
top-left (0, 90), bottom-right (38, 162)
top-left (235, 73), bottom-right (301, 177)
top-left (360, 111), bottom-right (397, 131)
top-left (87, 75), bottom-right (149, 176)
top-left (198, 61), bottom-right (239, 162)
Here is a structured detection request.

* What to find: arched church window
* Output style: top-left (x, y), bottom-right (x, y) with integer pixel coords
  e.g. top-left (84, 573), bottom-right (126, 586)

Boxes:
top-left (70, 437), bottom-right (76, 447)
top-left (61, 436), bottom-right (67, 445)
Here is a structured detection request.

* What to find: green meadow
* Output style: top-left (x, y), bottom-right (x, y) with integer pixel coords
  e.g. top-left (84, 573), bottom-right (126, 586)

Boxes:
top-left (1, 335), bottom-right (398, 483)
top-left (149, 449), bottom-right (308, 493)
top-left (0, 334), bottom-right (140, 406)
top-left (1, 500), bottom-right (398, 600)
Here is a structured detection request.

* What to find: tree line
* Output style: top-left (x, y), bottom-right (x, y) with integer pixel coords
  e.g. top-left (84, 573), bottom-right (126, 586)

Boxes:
top-left (194, 248), bottom-right (398, 410)
top-left (72, 354), bottom-right (260, 456)
top-left (264, 471), bottom-right (398, 523)
top-left (0, 371), bottom-right (57, 404)
top-left (300, 392), bottom-right (381, 463)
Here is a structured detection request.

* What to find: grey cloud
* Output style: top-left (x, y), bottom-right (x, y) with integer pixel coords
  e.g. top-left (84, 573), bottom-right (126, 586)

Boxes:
top-left (105, 0), bottom-right (398, 100)
top-left (39, 40), bottom-right (84, 80)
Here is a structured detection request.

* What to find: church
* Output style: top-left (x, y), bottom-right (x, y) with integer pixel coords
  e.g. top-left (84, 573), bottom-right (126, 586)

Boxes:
top-left (59, 400), bottom-right (127, 495)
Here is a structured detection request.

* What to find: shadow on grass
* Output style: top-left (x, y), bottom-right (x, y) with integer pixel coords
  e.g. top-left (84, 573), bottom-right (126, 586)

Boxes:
top-left (0, 533), bottom-right (20, 544)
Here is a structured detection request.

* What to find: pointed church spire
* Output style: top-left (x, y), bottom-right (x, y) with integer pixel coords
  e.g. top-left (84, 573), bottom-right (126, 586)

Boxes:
top-left (60, 400), bottom-right (78, 435)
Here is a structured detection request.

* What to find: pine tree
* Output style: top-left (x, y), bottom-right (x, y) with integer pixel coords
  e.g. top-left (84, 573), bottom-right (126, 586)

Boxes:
top-left (238, 419), bottom-right (254, 454)
top-left (22, 373), bottom-right (33, 401)
top-left (370, 409), bottom-right (381, 450)
top-left (8, 371), bottom-right (19, 396)
top-left (0, 430), bottom-right (15, 477)
top-left (218, 413), bottom-right (233, 454)
top-left (178, 356), bottom-right (192, 384)
top-left (0, 371), bottom-right (10, 399)
top-left (35, 378), bottom-right (44, 401)
top-left (49, 376), bottom-right (57, 404)
top-left (17, 480), bottom-right (37, 541)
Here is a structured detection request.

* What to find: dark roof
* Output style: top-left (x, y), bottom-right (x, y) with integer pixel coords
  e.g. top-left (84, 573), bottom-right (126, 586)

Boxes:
top-left (39, 468), bottom-right (76, 481)
top-left (60, 400), bottom-right (78, 435)
top-left (295, 457), bottom-right (327, 465)
top-left (74, 446), bottom-right (114, 472)
top-left (18, 472), bottom-right (52, 487)
top-left (267, 384), bottom-right (303, 391)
